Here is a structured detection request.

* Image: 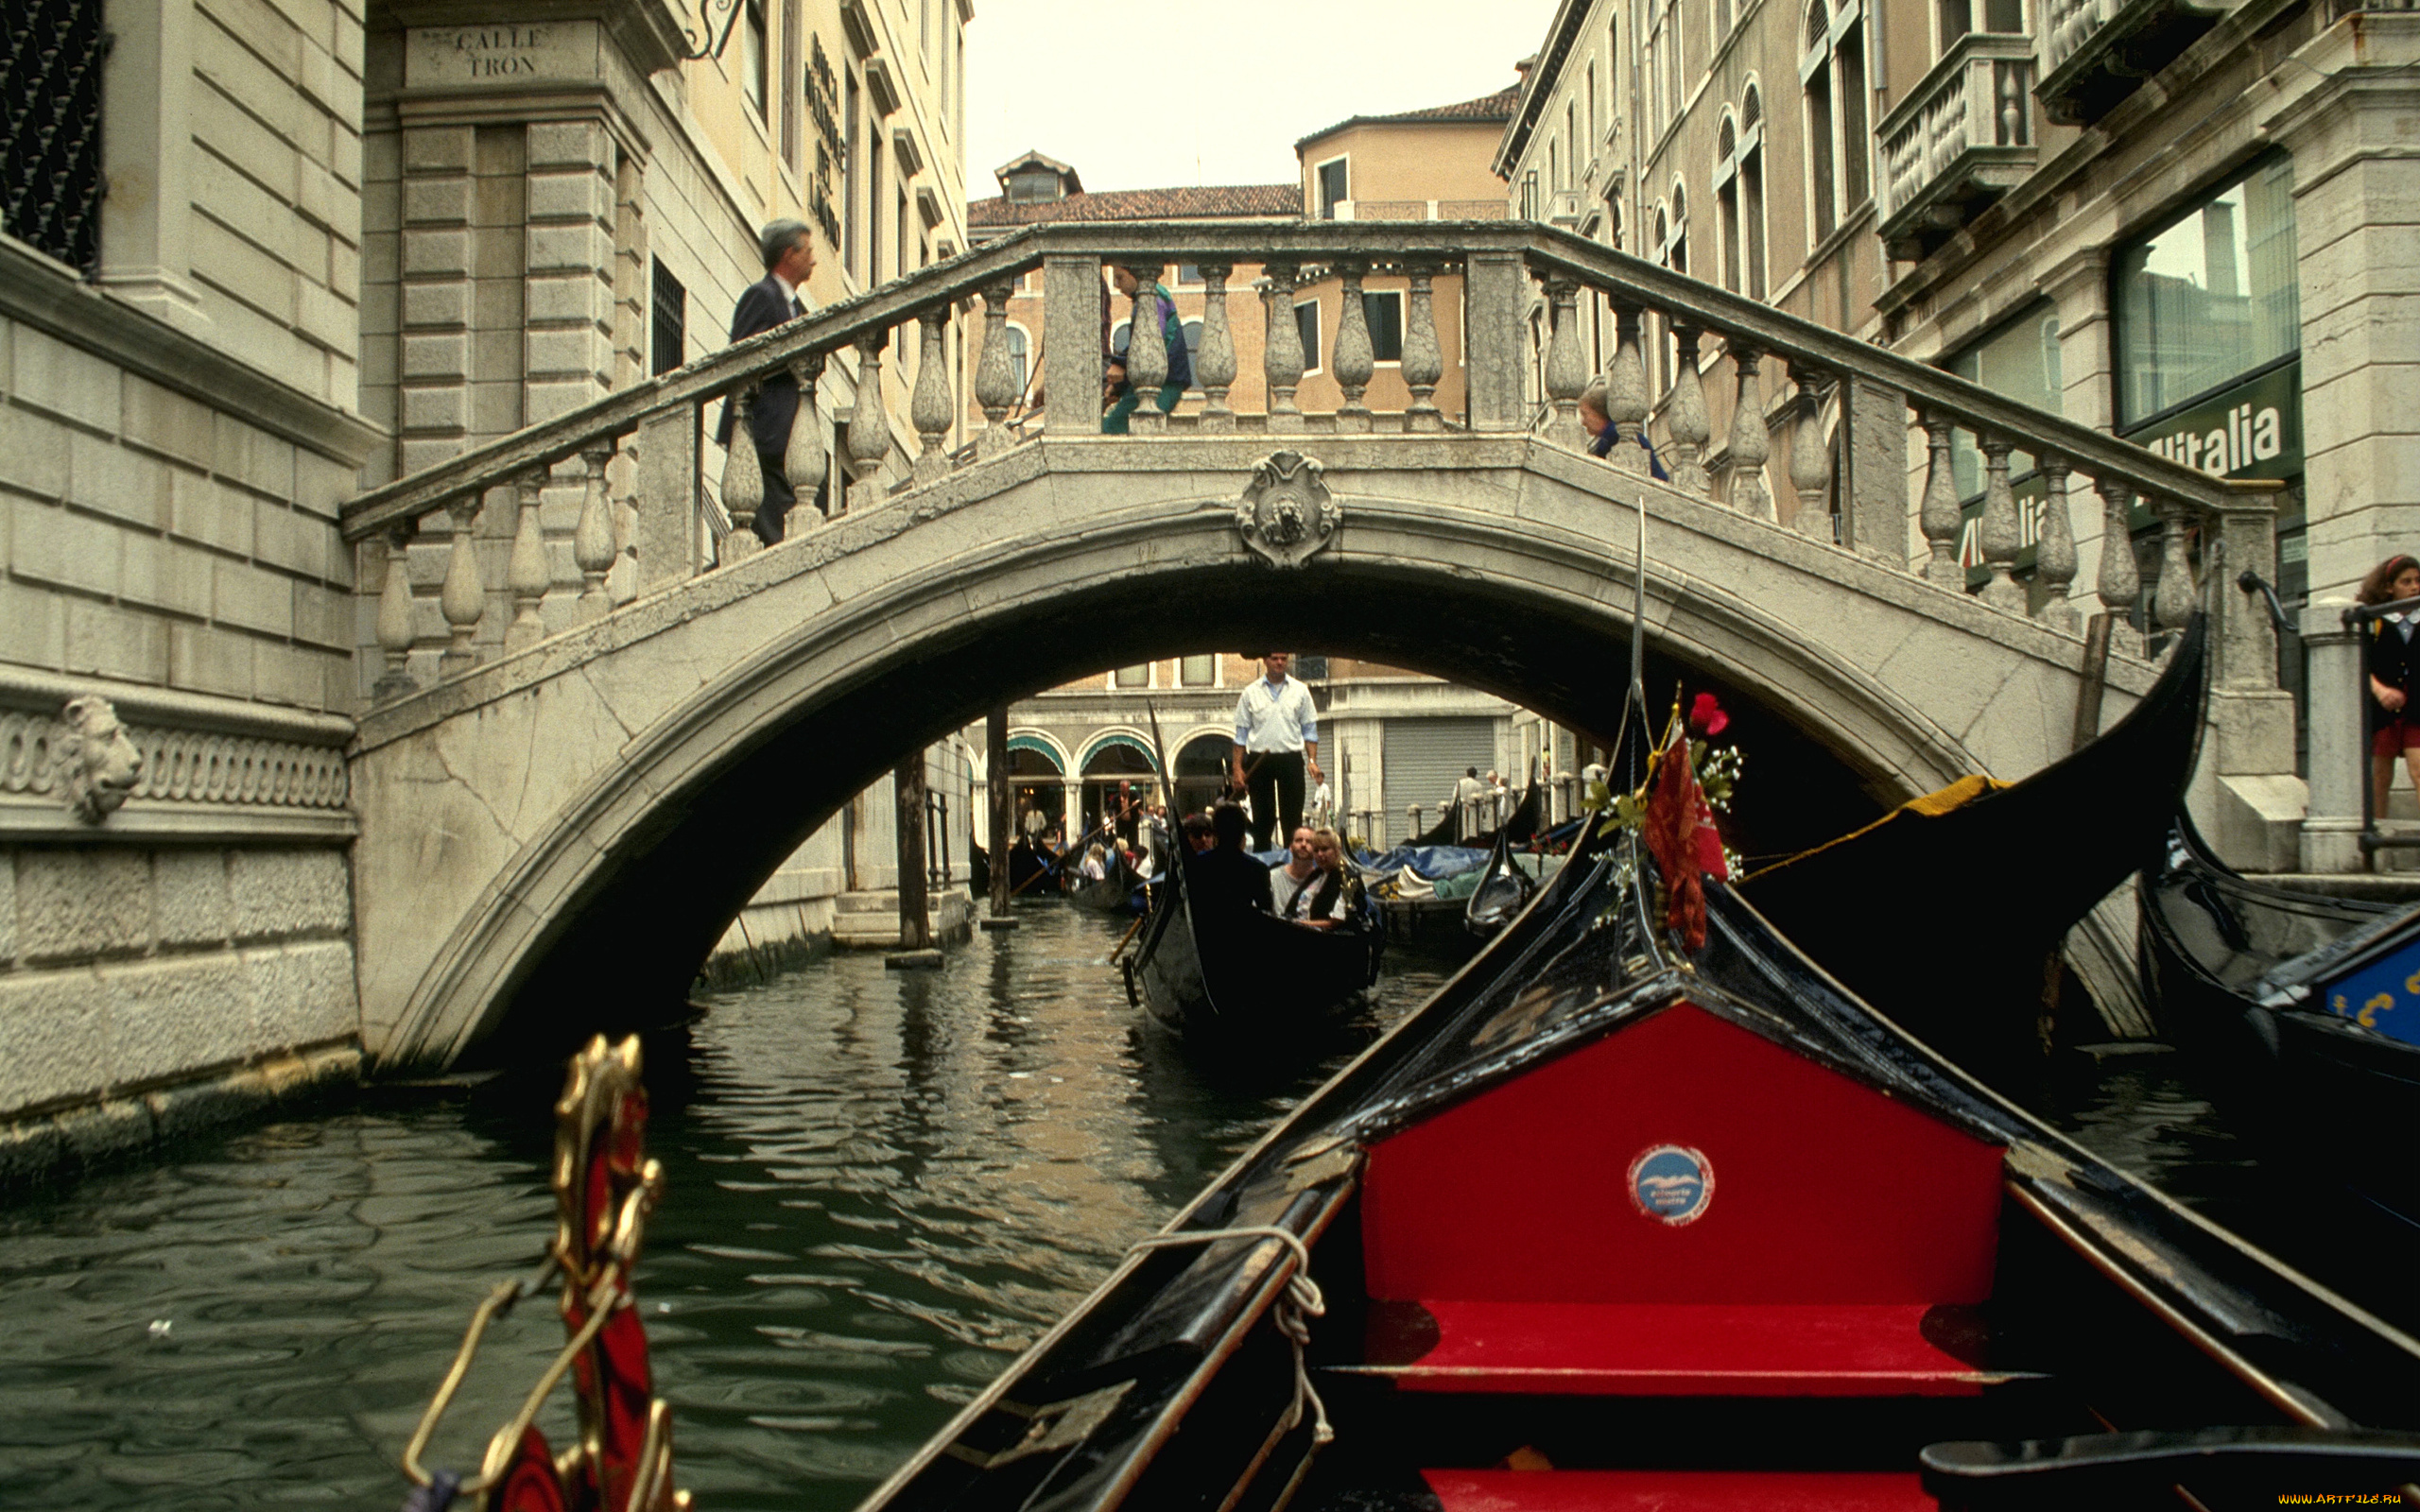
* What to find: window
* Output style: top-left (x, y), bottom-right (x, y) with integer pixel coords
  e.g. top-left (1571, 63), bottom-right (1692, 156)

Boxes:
top-left (1549, 139), bottom-right (1562, 195)
top-left (1585, 62), bottom-right (1598, 149)
top-left (2115, 156), bottom-right (2299, 427)
top-left (1714, 90), bottom-right (1768, 299)
top-left (1296, 300), bottom-right (1322, 371)
top-left (1181, 318), bottom-right (1204, 381)
top-left (650, 258), bottom-right (686, 376)
top-left (1317, 158), bottom-right (1349, 219)
top-left (1564, 101), bottom-right (1578, 180)
top-left (1114, 664), bottom-right (1150, 688)
top-left (1668, 181), bottom-right (1690, 276)
top-left (1181, 654), bottom-right (1215, 686)
top-left (1939, 0), bottom-right (2024, 47)
top-left (868, 131), bottom-right (883, 281)
top-left (844, 73), bottom-right (861, 276)
top-left (6, 0), bottom-right (105, 273)
top-left (1363, 291), bottom-right (1404, 362)
top-left (742, 0), bottom-right (769, 119)
top-left (1176, 264), bottom-right (1204, 285)
top-left (1003, 324), bottom-right (1029, 391)
top-left (780, 0), bottom-right (802, 173)
top-left (1803, 0), bottom-right (1870, 248)
top-left (1716, 0), bottom-right (1734, 43)
top-left (1947, 305), bottom-right (2062, 499)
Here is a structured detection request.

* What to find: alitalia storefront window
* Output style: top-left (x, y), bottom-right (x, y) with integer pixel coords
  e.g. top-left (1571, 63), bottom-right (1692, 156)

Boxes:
top-left (2114, 154), bottom-right (2305, 599)
top-left (1951, 304), bottom-right (2062, 594)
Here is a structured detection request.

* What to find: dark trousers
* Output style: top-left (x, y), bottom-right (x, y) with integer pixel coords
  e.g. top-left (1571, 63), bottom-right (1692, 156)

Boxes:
top-left (1245, 750), bottom-right (1305, 851)
top-left (752, 454), bottom-right (829, 545)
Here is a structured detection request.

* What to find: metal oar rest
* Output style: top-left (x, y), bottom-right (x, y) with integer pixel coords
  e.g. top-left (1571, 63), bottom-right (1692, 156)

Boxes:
top-left (1920, 1426), bottom-right (2420, 1509)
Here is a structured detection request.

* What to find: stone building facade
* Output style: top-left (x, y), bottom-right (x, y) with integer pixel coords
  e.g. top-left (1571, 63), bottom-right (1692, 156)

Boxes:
top-left (0, 0), bottom-right (980, 1178)
top-left (1500, 0), bottom-right (2419, 858)
top-left (0, 0), bottom-right (379, 1178)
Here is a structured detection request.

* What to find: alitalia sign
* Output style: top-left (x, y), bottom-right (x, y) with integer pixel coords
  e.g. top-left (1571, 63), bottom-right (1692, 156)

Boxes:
top-left (1961, 359), bottom-right (2300, 586)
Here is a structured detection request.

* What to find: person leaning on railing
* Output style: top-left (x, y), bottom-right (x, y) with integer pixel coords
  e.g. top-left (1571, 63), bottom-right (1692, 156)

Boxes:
top-left (1578, 376), bottom-right (1668, 480)
top-left (2358, 553), bottom-right (2420, 819)
top-left (1101, 266), bottom-right (1191, 434)
top-left (715, 220), bottom-right (827, 544)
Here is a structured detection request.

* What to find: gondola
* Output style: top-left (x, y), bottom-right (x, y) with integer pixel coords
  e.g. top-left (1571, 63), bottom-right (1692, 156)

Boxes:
top-left (1461, 821), bottom-right (1534, 939)
top-left (855, 829), bottom-right (2420, 1512)
top-left (1068, 841), bottom-right (1147, 916)
top-left (2139, 809), bottom-right (2420, 1226)
top-left (1120, 832), bottom-right (1383, 1048)
top-left (1742, 613), bottom-right (2211, 1066)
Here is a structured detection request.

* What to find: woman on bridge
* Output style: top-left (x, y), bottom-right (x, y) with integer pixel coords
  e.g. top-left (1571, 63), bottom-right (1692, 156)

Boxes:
top-left (2360, 553), bottom-right (2420, 818)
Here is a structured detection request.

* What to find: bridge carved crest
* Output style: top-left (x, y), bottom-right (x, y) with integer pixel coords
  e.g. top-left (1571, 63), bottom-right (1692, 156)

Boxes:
top-left (1236, 451), bottom-right (1338, 570)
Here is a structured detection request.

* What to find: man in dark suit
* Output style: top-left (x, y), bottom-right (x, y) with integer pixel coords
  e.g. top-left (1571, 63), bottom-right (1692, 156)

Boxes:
top-left (716, 219), bottom-right (825, 544)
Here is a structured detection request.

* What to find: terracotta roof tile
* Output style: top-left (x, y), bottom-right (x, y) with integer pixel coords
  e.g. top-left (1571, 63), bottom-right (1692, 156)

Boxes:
top-left (968, 183), bottom-right (1302, 228)
top-left (1295, 85), bottom-right (1523, 148)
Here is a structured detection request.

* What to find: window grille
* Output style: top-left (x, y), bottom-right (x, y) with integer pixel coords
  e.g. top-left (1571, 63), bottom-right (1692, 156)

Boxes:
top-left (1, 0), bottom-right (109, 275)
top-left (651, 258), bottom-right (687, 376)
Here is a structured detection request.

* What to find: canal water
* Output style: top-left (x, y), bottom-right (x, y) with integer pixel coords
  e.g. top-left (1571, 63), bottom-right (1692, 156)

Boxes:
top-left (0, 906), bottom-right (1457, 1511)
top-left (2, 902), bottom-right (2411, 1510)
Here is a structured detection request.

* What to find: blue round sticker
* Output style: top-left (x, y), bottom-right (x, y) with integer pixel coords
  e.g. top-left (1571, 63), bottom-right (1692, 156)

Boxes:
top-left (1628, 1144), bottom-right (1714, 1226)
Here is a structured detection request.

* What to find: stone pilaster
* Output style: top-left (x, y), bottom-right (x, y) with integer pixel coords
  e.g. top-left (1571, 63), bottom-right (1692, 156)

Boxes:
top-left (2264, 16), bottom-right (2420, 605)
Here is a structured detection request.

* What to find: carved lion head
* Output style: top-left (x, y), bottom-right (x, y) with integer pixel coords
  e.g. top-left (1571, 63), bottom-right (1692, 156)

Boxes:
top-left (58, 696), bottom-right (143, 825)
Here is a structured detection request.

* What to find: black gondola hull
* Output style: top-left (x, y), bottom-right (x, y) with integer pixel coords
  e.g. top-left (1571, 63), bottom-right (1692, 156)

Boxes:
top-left (1126, 853), bottom-right (1382, 1048)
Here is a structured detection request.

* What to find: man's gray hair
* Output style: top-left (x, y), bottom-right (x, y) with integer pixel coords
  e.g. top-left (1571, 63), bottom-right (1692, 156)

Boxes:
top-left (759, 219), bottom-right (812, 270)
top-left (1580, 374), bottom-right (1609, 412)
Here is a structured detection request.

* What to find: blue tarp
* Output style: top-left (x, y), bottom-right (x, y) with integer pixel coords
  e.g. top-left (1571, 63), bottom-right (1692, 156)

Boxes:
top-left (1351, 844), bottom-right (1493, 882)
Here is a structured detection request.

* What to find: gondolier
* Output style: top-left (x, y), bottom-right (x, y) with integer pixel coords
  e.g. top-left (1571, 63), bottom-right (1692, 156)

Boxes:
top-left (1231, 652), bottom-right (1320, 851)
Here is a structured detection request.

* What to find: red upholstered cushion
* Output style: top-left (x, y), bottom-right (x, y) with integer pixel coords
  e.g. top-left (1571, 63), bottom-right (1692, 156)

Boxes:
top-left (1421, 1468), bottom-right (1933, 1511)
top-left (1361, 1003), bottom-right (2004, 1308)
top-left (1380, 1300), bottom-right (1990, 1396)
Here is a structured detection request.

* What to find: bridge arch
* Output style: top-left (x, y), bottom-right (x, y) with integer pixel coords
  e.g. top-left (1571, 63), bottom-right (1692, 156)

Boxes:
top-left (350, 437), bottom-right (2154, 1068)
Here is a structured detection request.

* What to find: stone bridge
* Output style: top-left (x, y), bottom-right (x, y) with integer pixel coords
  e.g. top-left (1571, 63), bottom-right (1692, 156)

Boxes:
top-left (339, 222), bottom-right (2292, 1068)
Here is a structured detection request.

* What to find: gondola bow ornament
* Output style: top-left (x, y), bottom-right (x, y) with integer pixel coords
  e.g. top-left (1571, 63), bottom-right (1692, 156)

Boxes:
top-left (1641, 729), bottom-right (1728, 951)
top-left (400, 1036), bottom-right (688, 1512)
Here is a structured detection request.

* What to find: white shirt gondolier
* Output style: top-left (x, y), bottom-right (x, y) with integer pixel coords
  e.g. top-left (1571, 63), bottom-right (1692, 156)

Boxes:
top-left (1232, 653), bottom-right (1322, 852)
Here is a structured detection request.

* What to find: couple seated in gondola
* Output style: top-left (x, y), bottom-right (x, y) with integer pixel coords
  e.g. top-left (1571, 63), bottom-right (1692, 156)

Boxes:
top-left (1185, 802), bottom-right (1355, 928)
top-left (1270, 824), bottom-right (1352, 928)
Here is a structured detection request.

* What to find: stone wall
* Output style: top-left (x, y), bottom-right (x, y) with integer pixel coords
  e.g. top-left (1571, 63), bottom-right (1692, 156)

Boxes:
top-left (0, 844), bottom-right (358, 1184)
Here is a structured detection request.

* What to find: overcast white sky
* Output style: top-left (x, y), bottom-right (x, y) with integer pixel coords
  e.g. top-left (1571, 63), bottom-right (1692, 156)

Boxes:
top-left (960, 0), bottom-right (1562, 198)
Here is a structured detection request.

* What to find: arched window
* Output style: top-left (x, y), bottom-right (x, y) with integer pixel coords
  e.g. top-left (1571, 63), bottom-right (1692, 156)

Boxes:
top-left (1668, 181), bottom-right (1690, 278)
top-left (1004, 323), bottom-right (1029, 391)
top-left (1803, 0), bottom-right (1871, 247)
top-left (1716, 112), bottom-right (1742, 294)
top-left (1715, 90), bottom-right (1770, 299)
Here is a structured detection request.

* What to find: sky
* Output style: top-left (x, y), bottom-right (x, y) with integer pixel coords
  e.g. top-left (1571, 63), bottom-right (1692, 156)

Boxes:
top-left (961, 0), bottom-right (1563, 198)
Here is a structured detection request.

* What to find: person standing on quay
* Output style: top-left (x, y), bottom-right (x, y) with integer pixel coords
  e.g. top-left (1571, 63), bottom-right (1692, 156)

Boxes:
top-left (716, 220), bottom-right (825, 545)
top-left (1232, 652), bottom-right (1320, 852)
top-left (2360, 553), bottom-right (2420, 818)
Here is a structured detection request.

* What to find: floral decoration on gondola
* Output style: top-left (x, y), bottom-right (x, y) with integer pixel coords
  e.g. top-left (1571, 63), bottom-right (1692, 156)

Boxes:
top-left (400, 1036), bottom-right (689, 1512)
top-left (1592, 692), bottom-right (1742, 950)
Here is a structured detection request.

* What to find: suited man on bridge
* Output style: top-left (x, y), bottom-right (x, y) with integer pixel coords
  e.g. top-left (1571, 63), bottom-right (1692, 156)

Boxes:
top-left (717, 219), bottom-right (828, 545)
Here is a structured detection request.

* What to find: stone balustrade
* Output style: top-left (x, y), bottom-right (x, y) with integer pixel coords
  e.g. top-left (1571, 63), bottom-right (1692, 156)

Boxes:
top-left (340, 220), bottom-right (2283, 711)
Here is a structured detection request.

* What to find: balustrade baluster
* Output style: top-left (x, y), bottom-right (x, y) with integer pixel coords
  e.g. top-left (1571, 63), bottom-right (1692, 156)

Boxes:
top-left (720, 386), bottom-right (764, 545)
top-left (1197, 265), bottom-right (1237, 432)
top-left (373, 522), bottom-right (418, 700)
top-left (1335, 263), bottom-right (1374, 433)
top-left (1726, 341), bottom-right (1772, 519)
top-left (975, 282), bottom-right (1017, 456)
top-left (1919, 411), bottom-right (1963, 586)
top-left (1263, 262), bottom-right (1305, 432)
top-left (609, 440), bottom-right (639, 606)
top-left (846, 328), bottom-right (890, 513)
top-left (573, 444), bottom-right (616, 622)
top-left (786, 351), bottom-right (826, 507)
top-left (912, 306), bottom-right (953, 483)
top-left (1665, 322), bottom-right (1710, 493)
top-left (1401, 264), bottom-right (1443, 431)
top-left (2098, 479), bottom-right (2143, 652)
top-left (2153, 495), bottom-right (2196, 634)
top-left (1542, 277), bottom-right (1587, 451)
top-left (1608, 306), bottom-right (1651, 475)
top-left (1124, 262), bottom-right (1169, 435)
top-left (2034, 453), bottom-right (2080, 632)
top-left (1978, 437), bottom-right (2025, 612)
top-left (438, 492), bottom-right (486, 676)
top-left (506, 470), bottom-right (550, 652)
top-left (1789, 363), bottom-right (1832, 541)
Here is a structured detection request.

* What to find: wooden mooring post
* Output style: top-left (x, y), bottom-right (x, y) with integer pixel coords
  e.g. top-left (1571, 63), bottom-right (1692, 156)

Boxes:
top-left (894, 753), bottom-right (931, 952)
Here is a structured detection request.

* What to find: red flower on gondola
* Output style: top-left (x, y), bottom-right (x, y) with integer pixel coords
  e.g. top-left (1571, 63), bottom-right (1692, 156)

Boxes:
top-left (1689, 692), bottom-right (1729, 738)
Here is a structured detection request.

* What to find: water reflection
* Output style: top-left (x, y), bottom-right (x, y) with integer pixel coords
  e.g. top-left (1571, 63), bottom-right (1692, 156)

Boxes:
top-left (0, 906), bottom-right (1454, 1511)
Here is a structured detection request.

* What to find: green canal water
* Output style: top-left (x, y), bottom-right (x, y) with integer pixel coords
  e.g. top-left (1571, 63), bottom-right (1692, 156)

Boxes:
top-left (1, 902), bottom-right (2410, 1509)
top-left (0, 907), bottom-right (1457, 1510)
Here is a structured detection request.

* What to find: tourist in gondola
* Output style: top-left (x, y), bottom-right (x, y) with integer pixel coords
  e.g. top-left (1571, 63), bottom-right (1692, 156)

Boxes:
top-left (1230, 651), bottom-right (1321, 851)
top-left (1077, 842), bottom-right (1109, 883)
top-left (1268, 826), bottom-right (1321, 919)
top-left (1288, 827), bottom-right (1355, 929)
top-left (2361, 552), bottom-right (2420, 818)
top-left (1184, 800), bottom-right (1274, 915)
top-left (1179, 811), bottom-right (1215, 856)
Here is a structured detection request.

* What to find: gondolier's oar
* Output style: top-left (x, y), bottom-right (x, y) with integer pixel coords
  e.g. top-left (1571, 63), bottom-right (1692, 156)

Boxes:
top-left (1107, 911), bottom-right (1148, 964)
